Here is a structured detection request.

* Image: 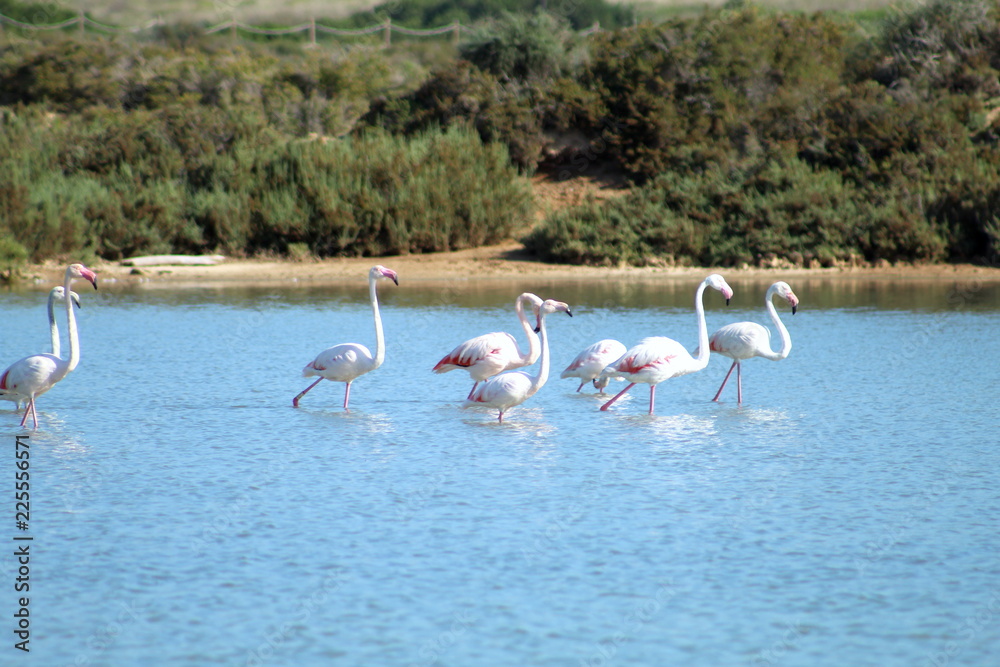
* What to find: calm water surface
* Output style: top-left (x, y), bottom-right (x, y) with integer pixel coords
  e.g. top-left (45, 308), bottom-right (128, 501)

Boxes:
top-left (2, 274), bottom-right (999, 666)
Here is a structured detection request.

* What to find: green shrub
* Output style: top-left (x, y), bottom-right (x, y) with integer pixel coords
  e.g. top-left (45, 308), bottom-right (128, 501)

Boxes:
top-left (525, 154), bottom-right (948, 267)
top-left (460, 10), bottom-right (575, 81)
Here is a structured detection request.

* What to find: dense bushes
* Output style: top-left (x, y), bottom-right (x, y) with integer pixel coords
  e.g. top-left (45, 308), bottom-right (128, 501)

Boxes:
top-left (522, 1), bottom-right (1000, 266)
top-left (0, 104), bottom-right (532, 260)
top-left (3, 0), bottom-right (1000, 266)
top-left (524, 153), bottom-right (948, 267)
top-left (342, 0), bottom-right (632, 31)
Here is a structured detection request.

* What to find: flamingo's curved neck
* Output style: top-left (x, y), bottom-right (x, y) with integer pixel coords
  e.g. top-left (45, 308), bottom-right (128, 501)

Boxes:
top-left (47, 290), bottom-right (61, 358)
top-left (515, 295), bottom-right (540, 364)
top-left (64, 270), bottom-right (81, 375)
top-left (370, 275), bottom-right (386, 370)
top-left (761, 285), bottom-right (792, 361)
top-left (527, 310), bottom-right (551, 397)
top-left (692, 280), bottom-right (712, 370)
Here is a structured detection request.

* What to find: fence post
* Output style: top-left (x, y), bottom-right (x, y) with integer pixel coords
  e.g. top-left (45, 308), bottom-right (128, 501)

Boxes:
top-left (78, 8), bottom-right (85, 36)
top-left (309, 16), bottom-right (316, 46)
top-left (592, 20), bottom-right (599, 33)
top-left (230, 15), bottom-right (237, 44)
top-left (451, 20), bottom-right (459, 46)
top-left (383, 16), bottom-right (390, 48)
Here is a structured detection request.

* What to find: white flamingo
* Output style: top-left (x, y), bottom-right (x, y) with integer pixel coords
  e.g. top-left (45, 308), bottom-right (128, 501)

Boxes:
top-left (3, 286), bottom-right (82, 411)
top-left (0, 264), bottom-right (98, 429)
top-left (293, 265), bottom-right (398, 410)
top-left (433, 292), bottom-right (544, 398)
top-left (463, 299), bottom-right (572, 423)
top-left (599, 274), bottom-right (733, 415)
top-left (560, 339), bottom-right (627, 393)
top-left (708, 281), bottom-right (798, 405)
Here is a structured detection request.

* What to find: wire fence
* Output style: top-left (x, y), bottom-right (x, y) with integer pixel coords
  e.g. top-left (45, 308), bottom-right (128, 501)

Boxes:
top-left (0, 12), bottom-right (603, 46)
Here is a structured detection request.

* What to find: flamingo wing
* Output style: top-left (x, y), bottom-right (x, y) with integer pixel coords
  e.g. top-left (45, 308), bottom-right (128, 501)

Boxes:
top-left (709, 322), bottom-right (770, 359)
top-left (608, 337), bottom-right (694, 380)
top-left (562, 339), bottom-right (627, 379)
top-left (0, 354), bottom-right (61, 398)
top-left (465, 371), bottom-right (533, 410)
top-left (304, 343), bottom-right (373, 382)
top-left (434, 332), bottom-right (519, 373)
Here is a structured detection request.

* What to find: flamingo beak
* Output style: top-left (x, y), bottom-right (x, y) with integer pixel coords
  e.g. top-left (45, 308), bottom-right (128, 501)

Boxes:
top-left (788, 293), bottom-right (799, 315)
top-left (82, 268), bottom-right (98, 290)
top-left (382, 269), bottom-right (399, 285)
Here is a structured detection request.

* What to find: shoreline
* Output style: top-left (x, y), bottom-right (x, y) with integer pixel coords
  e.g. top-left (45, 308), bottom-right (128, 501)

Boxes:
top-left (12, 242), bottom-right (1000, 290)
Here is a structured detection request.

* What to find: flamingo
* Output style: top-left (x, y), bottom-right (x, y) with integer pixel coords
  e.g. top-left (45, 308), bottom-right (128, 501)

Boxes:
top-left (463, 299), bottom-right (572, 423)
top-left (433, 292), bottom-right (544, 399)
top-left (560, 339), bottom-right (627, 393)
top-left (3, 286), bottom-right (82, 412)
top-left (292, 265), bottom-right (398, 410)
top-left (0, 264), bottom-right (98, 429)
top-left (599, 274), bottom-right (733, 415)
top-left (708, 281), bottom-right (798, 406)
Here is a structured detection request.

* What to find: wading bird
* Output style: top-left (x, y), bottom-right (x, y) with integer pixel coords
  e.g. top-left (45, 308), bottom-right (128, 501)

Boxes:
top-left (433, 292), bottom-right (544, 399)
top-left (2, 286), bottom-right (81, 412)
top-left (464, 299), bottom-right (572, 423)
top-left (560, 339), bottom-right (627, 393)
top-left (0, 264), bottom-right (98, 429)
top-left (293, 265), bottom-right (398, 410)
top-left (599, 274), bottom-right (733, 415)
top-left (708, 281), bottom-right (798, 406)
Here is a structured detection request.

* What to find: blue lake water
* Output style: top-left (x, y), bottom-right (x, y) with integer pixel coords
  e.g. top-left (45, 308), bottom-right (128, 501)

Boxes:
top-left (2, 272), bottom-right (1000, 666)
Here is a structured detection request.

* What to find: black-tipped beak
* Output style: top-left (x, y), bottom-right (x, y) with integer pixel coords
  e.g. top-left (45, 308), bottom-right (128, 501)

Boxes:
top-left (725, 298), bottom-right (730, 306)
top-left (534, 325), bottom-right (541, 333)
top-left (391, 276), bottom-right (399, 286)
top-left (93, 279), bottom-right (98, 291)
top-left (791, 305), bottom-right (797, 315)
top-left (566, 309), bottom-right (573, 317)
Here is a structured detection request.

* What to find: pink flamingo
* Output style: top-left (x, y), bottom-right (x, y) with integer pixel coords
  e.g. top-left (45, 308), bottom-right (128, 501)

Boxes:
top-left (560, 339), bottom-right (627, 393)
top-left (599, 274), bottom-right (733, 415)
top-left (0, 264), bottom-right (98, 429)
top-left (708, 281), bottom-right (798, 406)
top-left (433, 292), bottom-right (544, 399)
top-left (464, 299), bottom-right (572, 423)
top-left (292, 265), bottom-right (398, 410)
top-left (2, 286), bottom-right (81, 412)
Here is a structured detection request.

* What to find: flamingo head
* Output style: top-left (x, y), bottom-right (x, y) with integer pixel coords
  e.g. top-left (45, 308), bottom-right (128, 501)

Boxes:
top-left (50, 286), bottom-right (81, 309)
top-left (774, 281), bottom-right (799, 314)
top-left (535, 299), bottom-right (572, 330)
top-left (371, 265), bottom-right (399, 286)
top-left (705, 273), bottom-right (733, 305)
top-left (67, 263), bottom-right (98, 290)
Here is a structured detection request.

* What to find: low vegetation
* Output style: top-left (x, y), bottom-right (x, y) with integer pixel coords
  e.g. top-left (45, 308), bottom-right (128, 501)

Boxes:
top-left (0, 0), bottom-right (998, 267)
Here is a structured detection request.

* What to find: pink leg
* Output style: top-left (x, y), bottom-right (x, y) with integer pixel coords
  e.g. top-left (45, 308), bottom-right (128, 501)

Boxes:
top-left (466, 382), bottom-right (479, 400)
top-left (648, 385), bottom-right (656, 415)
top-left (497, 410), bottom-right (504, 423)
top-left (736, 363), bottom-right (743, 406)
top-left (343, 382), bottom-right (352, 410)
top-left (292, 378), bottom-right (323, 407)
top-left (600, 383), bottom-right (636, 411)
top-left (576, 381), bottom-right (585, 393)
top-left (713, 361), bottom-right (737, 402)
top-left (20, 398), bottom-right (37, 430)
